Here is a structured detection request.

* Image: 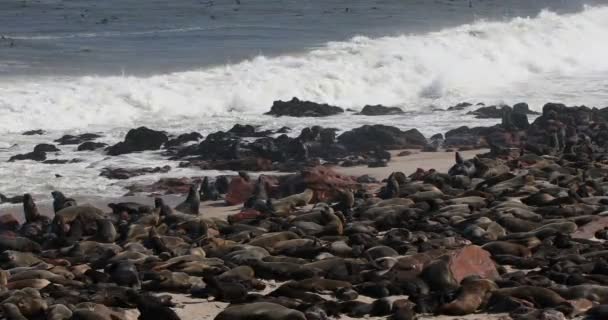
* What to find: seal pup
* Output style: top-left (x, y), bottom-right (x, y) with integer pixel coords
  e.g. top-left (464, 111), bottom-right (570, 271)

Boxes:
top-left (175, 183), bottom-right (200, 215)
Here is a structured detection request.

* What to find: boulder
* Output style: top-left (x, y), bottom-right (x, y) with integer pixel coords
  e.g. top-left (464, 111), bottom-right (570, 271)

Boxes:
top-left (338, 125), bottom-right (427, 151)
top-left (265, 97), bottom-right (344, 117)
top-left (8, 150), bottom-right (46, 162)
top-left (0, 194), bottom-right (23, 204)
top-left (33, 143), bottom-right (60, 153)
top-left (77, 142), bottom-right (108, 151)
top-left (301, 166), bottom-right (357, 202)
top-left (467, 105), bottom-right (509, 119)
top-left (513, 102), bottom-right (540, 115)
top-left (358, 105), bottom-right (405, 116)
top-left (165, 132), bottom-right (203, 148)
top-left (225, 176), bottom-right (255, 205)
top-left (106, 127), bottom-right (168, 156)
top-left (228, 124), bottom-right (272, 137)
top-left (54, 133), bottom-right (102, 145)
top-left (22, 130), bottom-right (45, 135)
top-left (447, 102), bottom-right (473, 111)
top-left (100, 166), bottom-right (171, 180)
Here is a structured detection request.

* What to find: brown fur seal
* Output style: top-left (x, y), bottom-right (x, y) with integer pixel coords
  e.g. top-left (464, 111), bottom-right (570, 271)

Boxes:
top-left (439, 278), bottom-right (498, 315)
top-left (47, 304), bottom-right (73, 320)
top-left (2, 303), bottom-right (27, 320)
top-left (0, 236), bottom-right (41, 253)
top-left (272, 189), bottom-right (314, 215)
top-left (51, 191), bottom-right (76, 213)
top-left (175, 183), bottom-right (200, 215)
top-left (215, 302), bottom-right (306, 320)
top-left (1, 288), bottom-right (48, 317)
top-left (126, 290), bottom-right (180, 320)
top-left (22, 194), bottom-right (41, 223)
top-left (481, 241), bottom-right (531, 257)
top-left (248, 231), bottom-right (300, 249)
top-left (494, 286), bottom-right (567, 308)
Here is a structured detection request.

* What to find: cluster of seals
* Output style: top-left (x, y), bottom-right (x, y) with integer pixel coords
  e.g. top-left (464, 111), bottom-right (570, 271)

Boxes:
top-left (7, 104), bottom-right (608, 319)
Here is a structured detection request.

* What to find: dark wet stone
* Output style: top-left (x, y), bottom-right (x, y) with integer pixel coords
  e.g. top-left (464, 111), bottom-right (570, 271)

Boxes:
top-left (100, 166), bottom-right (171, 180)
top-left (165, 132), bottom-right (203, 148)
top-left (106, 127), bottom-right (168, 156)
top-left (55, 133), bottom-right (102, 145)
top-left (447, 102), bottom-right (473, 111)
top-left (32, 143), bottom-right (60, 153)
top-left (77, 142), bottom-right (108, 151)
top-left (22, 130), bottom-right (45, 135)
top-left (467, 105), bottom-right (510, 119)
top-left (358, 105), bottom-right (404, 116)
top-left (265, 97), bottom-right (344, 117)
top-left (338, 125), bottom-right (427, 151)
top-left (8, 150), bottom-right (46, 162)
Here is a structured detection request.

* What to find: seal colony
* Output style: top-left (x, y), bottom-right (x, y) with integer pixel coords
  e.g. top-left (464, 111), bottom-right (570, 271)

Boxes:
top-left (4, 102), bottom-right (608, 320)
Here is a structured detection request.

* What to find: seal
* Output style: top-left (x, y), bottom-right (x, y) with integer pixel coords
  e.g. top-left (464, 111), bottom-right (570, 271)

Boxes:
top-left (175, 183), bottom-right (200, 215)
top-left (0, 236), bottom-right (41, 253)
top-left (51, 191), bottom-right (77, 213)
top-left (439, 278), bottom-right (498, 315)
top-left (200, 177), bottom-right (220, 201)
top-left (22, 193), bottom-right (41, 223)
top-left (2, 303), bottom-right (28, 320)
top-left (481, 241), bottom-right (531, 257)
top-left (215, 302), bottom-right (306, 320)
top-left (126, 289), bottom-right (181, 320)
top-left (47, 304), bottom-right (73, 320)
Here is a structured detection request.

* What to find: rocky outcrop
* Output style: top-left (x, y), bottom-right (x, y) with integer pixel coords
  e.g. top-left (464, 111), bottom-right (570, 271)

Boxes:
top-left (338, 125), bottom-right (428, 151)
top-left (77, 142), bottom-right (108, 151)
top-left (100, 166), bottom-right (171, 180)
top-left (106, 127), bottom-right (168, 156)
top-left (265, 97), bottom-right (344, 117)
top-left (358, 105), bottom-right (404, 116)
top-left (54, 133), bottom-right (102, 145)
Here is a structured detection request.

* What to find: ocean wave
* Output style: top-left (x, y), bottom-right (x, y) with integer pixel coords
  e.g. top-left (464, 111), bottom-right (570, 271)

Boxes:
top-left (1, 5), bottom-right (608, 133)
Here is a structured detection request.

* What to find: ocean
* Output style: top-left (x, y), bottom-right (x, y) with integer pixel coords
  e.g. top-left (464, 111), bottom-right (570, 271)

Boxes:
top-left (1, 0), bottom-right (607, 200)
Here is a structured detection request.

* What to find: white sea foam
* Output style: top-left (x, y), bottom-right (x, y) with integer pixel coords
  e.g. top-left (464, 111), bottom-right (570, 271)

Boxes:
top-left (1, 6), bottom-right (608, 134)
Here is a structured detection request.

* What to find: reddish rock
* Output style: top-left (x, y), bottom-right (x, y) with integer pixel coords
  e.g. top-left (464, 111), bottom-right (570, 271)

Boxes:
top-left (446, 245), bottom-right (499, 283)
top-left (225, 177), bottom-right (255, 205)
top-left (301, 166), bottom-right (357, 202)
top-left (228, 209), bottom-right (262, 224)
top-left (391, 245), bottom-right (497, 284)
top-left (572, 216), bottom-right (608, 239)
top-left (0, 214), bottom-right (20, 231)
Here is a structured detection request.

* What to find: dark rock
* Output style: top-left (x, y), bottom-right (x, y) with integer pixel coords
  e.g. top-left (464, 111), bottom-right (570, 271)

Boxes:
top-left (513, 102), bottom-right (540, 115)
top-left (106, 127), bottom-right (168, 156)
top-left (54, 133), bottom-right (102, 145)
top-left (77, 142), bottom-right (108, 151)
top-left (43, 159), bottom-right (69, 164)
top-left (125, 177), bottom-right (204, 195)
top-left (33, 143), bottom-right (60, 153)
top-left (467, 105), bottom-right (510, 119)
top-left (265, 97), bottom-right (344, 117)
top-left (100, 166), bottom-right (171, 180)
top-left (447, 102), bottom-right (473, 111)
top-left (22, 130), bottom-right (45, 135)
top-left (338, 125), bottom-right (427, 151)
top-left (0, 194), bottom-right (23, 204)
top-left (165, 132), bottom-right (203, 148)
top-left (358, 105), bottom-right (404, 116)
top-left (276, 127), bottom-right (291, 134)
top-left (228, 124), bottom-right (272, 137)
top-left (8, 150), bottom-right (46, 162)
top-left (430, 133), bottom-right (444, 141)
